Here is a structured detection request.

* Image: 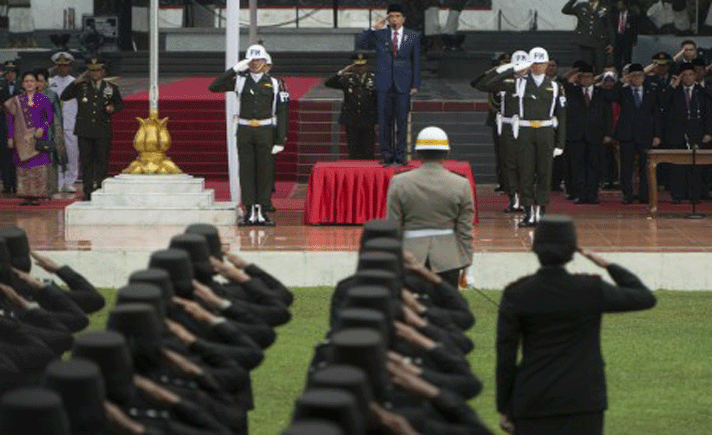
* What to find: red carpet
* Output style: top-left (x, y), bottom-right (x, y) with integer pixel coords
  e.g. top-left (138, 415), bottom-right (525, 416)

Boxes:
top-left (125, 76), bottom-right (321, 102)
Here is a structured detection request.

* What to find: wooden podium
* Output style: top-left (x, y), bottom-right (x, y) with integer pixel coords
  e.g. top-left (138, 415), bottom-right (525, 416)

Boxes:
top-left (647, 149), bottom-right (712, 213)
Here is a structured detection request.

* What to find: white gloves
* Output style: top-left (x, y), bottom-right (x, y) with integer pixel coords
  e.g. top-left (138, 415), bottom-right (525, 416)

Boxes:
top-left (553, 148), bottom-right (564, 157)
top-left (232, 59), bottom-right (250, 73)
top-left (272, 145), bottom-right (284, 154)
top-left (496, 61), bottom-right (533, 74)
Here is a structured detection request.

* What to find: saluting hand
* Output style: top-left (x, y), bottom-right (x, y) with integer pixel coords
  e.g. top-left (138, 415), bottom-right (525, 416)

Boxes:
top-left (374, 15), bottom-right (388, 30)
top-left (30, 251), bottom-right (60, 274)
top-left (578, 249), bottom-right (610, 268)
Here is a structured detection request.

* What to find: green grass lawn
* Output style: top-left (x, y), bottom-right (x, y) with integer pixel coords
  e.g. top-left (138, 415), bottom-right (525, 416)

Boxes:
top-left (88, 288), bottom-right (712, 435)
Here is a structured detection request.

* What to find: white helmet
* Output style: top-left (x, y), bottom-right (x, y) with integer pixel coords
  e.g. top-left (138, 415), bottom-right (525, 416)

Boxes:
top-left (529, 47), bottom-right (549, 64)
top-left (511, 50), bottom-right (529, 67)
top-left (414, 127), bottom-right (450, 151)
top-left (264, 52), bottom-right (273, 65)
top-left (245, 44), bottom-right (268, 61)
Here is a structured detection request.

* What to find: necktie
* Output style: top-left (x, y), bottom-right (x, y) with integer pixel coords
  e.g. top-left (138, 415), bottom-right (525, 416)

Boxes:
top-left (685, 87), bottom-right (692, 111)
top-left (392, 31), bottom-right (398, 56)
top-left (634, 88), bottom-right (642, 107)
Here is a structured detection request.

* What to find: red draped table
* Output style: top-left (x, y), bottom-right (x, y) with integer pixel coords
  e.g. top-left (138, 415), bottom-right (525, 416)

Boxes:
top-left (303, 160), bottom-right (479, 225)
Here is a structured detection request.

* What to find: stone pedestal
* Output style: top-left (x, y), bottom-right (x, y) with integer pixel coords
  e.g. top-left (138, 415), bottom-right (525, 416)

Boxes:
top-left (65, 174), bottom-right (238, 225)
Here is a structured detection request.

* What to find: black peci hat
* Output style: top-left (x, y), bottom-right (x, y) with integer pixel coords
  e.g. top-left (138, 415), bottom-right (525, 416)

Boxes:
top-left (128, 268), bottom-right (176, 301)
top-left (0, 388), bottom-right (71, 435)
top-left (42, 359), bottom-right (106, 435)
top-left (0, 227), bottom-right (31, 272)
top-left (71, 332), bottom-right (135, 406)
top-left (106, 304), bottom-right (164, 368)
top-left (169, 233), bottom-right (213, 284)
top-left (532, 215), bottom-right (577, 266)
top-left (308, 365), bottom-right (374, 429)
top-left (360, 220), bottom-right (401, 245)
top-left (386, 3), bottom-right (404, 14)
top-left (282, 420), bottom-right (344, 435)
top-left (116, 283), bottom-right (166, 320)
top-left (628, 63), bottom-right (644, 73)
top-left (330, 328), bottom-right (389, 401)
top-left (185, 223), bottom-right (223, 260)
top-left (293, 389), bottom-right (363, 435)
top-left (148, 249), bottom-right (194, 298)
top-left (334, 308), bottom-right (390, 346)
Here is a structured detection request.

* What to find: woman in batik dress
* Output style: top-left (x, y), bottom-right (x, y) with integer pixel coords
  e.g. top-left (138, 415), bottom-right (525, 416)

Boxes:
top-left (4, 71), bottom-right (54, 205)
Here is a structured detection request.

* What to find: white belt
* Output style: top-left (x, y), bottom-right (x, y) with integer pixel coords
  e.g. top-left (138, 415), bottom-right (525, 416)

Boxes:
top-left (519, 118), bottom-right (557, 128)
top-left (237, 117), bottom-right (275, 127)
top-left (404, 229), bottom-right (455, 239)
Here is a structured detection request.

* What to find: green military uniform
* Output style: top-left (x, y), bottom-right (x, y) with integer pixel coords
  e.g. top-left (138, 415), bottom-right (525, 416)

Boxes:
top-left (209, 67), bottom-right (288, 216)
top-left (324, 55), bottom-right (377, 160)
top-left (472, 67), bottom-right (526, 211)
top-left (477, 66), bottom-right (566, 225)
top-left (60, 59), bottom-right (123, 200)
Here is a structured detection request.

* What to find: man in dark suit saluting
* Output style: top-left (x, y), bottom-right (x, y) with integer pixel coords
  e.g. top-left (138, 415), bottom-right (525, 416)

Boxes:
top-left (357, 3), bottom-right (421, 166)
top-left (497, 215), bottom-right (656, 435)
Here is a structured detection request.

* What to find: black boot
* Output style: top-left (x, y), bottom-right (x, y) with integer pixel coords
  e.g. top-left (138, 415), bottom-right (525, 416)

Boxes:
top-left (518, 206), bottom-right (536, 227)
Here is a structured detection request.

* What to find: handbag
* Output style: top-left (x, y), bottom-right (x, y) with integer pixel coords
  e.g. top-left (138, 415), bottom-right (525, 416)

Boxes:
top-left (34, 138), bottom-right (54, 152)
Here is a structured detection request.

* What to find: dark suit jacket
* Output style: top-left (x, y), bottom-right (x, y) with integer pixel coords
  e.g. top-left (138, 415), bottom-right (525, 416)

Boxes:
top-left (609, 9), bottom-right (638, 47)
top-left (60, 79), bottom-right (123, 139)
top-left (562, 0), bottom-right (613, 48)
top-left (563, 82), bottom-right (613, 144)
top-left (496, 264), bottom-right (656, 418)
top-left (0, 79), bottom-right (22, 137)
top-left (613, 84), bottom-right (661, 145)
top-left (356, 27), bottom-right (421, 93)
top-left (659, 84), bottom-right (712, 147)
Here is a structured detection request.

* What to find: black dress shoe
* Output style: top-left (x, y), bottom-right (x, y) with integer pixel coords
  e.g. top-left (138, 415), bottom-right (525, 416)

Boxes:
top-left (380, 159), bottom-right (393, 166)
top-left (261, 215), bottom-right (276, 227)
top-left (586, 198), bottom-right (600, 204)
top-left (573, 198), bottom-right (585, 205)
top-left (494, 184), bottom-right (505, 192)
top-left (622, 198), bottom-right (634, 204)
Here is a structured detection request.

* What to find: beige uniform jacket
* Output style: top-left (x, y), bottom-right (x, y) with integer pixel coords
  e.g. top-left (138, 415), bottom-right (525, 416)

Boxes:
top-left (386, 162), bottom-right (474, 273)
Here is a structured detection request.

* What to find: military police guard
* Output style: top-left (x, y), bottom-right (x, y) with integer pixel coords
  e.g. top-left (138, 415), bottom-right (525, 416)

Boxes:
top-left (209, 45), bottom-right (289, 226)
top-left (472, 50), bottom-right (532, 213)
top-left (60, 58), bottom-right (124, 201)
top-left (49, 52), bottom-right (80, 195)
top-left (475, 48), bottom-right (566, 227)
top-left (324, 52), bottom-right (377, 160)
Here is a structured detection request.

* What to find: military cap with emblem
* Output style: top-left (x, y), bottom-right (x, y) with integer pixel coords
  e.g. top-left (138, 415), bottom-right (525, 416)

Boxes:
top-left (351, 51), bottom-right (368, 65)
top-left (51, 51), bottom-right (74, 65)
top-left (42, 359), bottom-right (107, 435)
top-left (0, 388), bottom-right (71, 435)
top-left (85, 57), bottom-right (105, 70)
top-left (652, 51), bottom-right (673, 65)
top-left (2, 60), bottom-right (18, 71)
